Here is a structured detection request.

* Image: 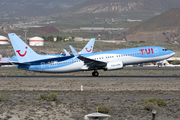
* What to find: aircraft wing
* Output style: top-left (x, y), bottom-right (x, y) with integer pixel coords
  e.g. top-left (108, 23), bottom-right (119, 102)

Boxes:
top-left (69, 45), bottom-right (107, 68)
top-left (78, 55), bottom-right (107, 68)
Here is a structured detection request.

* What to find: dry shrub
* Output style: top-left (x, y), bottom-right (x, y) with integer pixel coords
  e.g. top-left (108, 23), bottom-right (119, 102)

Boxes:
top-left (143, 102), bottom-right (160, 112)
top-left (36, 93), bottom-right (57, 101)
top-left (48, 93), bottom-right (57, 101)
top-left (97, 106), bottom-right (111, 114)
top-left (0, 93), bottom-right (10, 101)
top-left (144, 98), bottom-right (166, 107)
top-left (36, 94), bottom-right (47, 100)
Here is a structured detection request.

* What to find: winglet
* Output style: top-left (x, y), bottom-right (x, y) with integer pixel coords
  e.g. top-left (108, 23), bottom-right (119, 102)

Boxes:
top-left (79, 38), bottom-right (95, 54)
top-left (63, 49), bottom-right (70, 56)
top-left (69, 45), bottom-right (79, 56)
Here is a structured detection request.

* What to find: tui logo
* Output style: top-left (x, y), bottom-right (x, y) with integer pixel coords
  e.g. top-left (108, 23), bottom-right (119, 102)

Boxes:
top-left (85, 46), bottom-right (92, 52)
top-left (139, 48), bottom-right (154, 55)
top-left (16, 47), bottom-right (28, 57)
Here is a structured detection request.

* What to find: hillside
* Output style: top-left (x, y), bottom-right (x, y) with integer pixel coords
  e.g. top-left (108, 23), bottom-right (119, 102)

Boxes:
top-left (123, 8), bottom-right (180, 43)
top-left (56, 0), bottom-right (180, 22)
top-left (0, 0), bottom-right (86, 17)
top-left (126, 8), bottom-right (180, 33)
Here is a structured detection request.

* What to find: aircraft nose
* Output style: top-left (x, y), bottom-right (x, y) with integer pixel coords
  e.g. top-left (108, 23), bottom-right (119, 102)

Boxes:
top-left (170, 51), bottom-right (175, 56)
top-left (173, 52), bottom-right (175, 56)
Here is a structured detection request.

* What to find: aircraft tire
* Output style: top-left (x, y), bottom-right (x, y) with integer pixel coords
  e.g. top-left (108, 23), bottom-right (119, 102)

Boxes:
top-left (94, 72), bottom-right (99, 76)
top-left (92, 72), bottom-right (95, 76)
top-left (92, 71), bottom-right (99, 76)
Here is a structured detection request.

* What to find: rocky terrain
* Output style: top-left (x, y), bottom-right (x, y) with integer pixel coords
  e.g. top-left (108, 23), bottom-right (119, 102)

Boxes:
top-left (66, 0), bottom-right (180, 14)
top-left (75, 2), bottom-right (144, 13)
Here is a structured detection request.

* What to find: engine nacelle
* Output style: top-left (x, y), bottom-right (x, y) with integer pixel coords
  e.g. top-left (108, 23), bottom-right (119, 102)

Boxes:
top-left (105, 61), bottom-right (123, 70)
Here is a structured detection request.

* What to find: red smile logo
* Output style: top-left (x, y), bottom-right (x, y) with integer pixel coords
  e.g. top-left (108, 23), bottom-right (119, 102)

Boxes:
top-left (85, 46), bottom-right (92, 52)
top-left (16, 47), bottom-right (28, 57)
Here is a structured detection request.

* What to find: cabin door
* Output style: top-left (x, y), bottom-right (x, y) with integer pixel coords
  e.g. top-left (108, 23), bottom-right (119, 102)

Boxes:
top-left (154, 48), bottom-right (159, 56)
top-left (41, 62), bottom-right (45, 70)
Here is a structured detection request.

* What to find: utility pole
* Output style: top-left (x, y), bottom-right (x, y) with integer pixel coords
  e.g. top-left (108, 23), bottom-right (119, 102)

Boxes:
top-left (154, 33), bottom-right (156, 42)
top-left (23, 28), bottom-right (28, 43)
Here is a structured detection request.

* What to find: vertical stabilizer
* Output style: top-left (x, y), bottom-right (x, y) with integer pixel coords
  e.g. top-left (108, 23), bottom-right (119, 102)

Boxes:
top-left (63, 49), bottom-right (70, 56)
top-left (69, 45), bottom-right (78, 56)
top-left (8, 33), bottom-right (42, 63)
top-left (78, 38), bottom-right (95, 54)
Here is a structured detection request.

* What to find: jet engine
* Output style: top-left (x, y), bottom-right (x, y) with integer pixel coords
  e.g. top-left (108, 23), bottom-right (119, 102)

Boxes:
top-left (105, 61), bottom-right (123, 70)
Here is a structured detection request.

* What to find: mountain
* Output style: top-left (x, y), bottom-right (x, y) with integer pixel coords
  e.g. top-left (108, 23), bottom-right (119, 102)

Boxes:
top-left (0, 0), bottom-right (87, 17)
top-left (126, 8), bottom-right (180, 33)
top-left (124, 8), bottom-right (180, 43)
top-left (55, 0), bottom-right (180, 23)
top-left (70, 0), bottom-right (180, 14)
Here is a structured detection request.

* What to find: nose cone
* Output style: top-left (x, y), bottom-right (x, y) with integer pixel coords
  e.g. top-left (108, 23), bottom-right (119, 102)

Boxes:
top-left (170, 50), bottom-right (175, 57)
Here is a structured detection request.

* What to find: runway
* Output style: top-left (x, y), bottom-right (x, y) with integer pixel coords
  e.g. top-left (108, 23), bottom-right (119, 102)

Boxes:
top-left (1, 66), bottom-right (180, 70)
top-left (0, 75), bottom-right (180, 79)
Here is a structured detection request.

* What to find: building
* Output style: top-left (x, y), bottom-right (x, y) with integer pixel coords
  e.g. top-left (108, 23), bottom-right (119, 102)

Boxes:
top-left (74, 37), bottom-right (83, 41)
top-left (29, 36), bottom-right (44, 46)
top-left (127, 19), bottom-right (142, 22)
top-left (80, 27), bottom-right (104, 31)
top-left (0, 36), bottom-right (10, 44)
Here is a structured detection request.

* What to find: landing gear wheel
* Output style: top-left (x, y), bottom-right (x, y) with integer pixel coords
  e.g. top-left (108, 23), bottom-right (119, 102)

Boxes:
top-left (92, 71), bottom-right (99, 77)
top-left (158, 65), bottom-right (162, 68)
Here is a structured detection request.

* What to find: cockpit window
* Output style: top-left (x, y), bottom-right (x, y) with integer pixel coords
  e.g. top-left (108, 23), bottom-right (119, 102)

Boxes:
top-left (162, 49), bottom-right (167, 51)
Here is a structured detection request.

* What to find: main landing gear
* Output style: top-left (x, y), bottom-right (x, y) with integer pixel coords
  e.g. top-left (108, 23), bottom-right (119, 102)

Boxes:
top-left (92, 70), bottom-right (99, 77)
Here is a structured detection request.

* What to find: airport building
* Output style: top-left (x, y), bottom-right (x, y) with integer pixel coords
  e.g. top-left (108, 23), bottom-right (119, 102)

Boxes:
top-left (0, 36), bottom-right (10, 44)
top-left (29, 36), bottom-right (44, 46)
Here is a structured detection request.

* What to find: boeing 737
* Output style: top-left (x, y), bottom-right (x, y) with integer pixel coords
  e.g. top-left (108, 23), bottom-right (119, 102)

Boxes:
top-left (8, 33), bottom-right (175, 76)
top-left (0, 55), bottom-right (12, 66)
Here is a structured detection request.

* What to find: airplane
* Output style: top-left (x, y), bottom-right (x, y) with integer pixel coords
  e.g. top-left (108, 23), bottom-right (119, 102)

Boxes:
top-left (157, 59), bottom-right (180, 67)
top-left (8, 33), bottom-right (175, 76)
top-left (0, 55), bottom-right (12, 67)
top-left (7, 37), bottom-right (95, 65)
